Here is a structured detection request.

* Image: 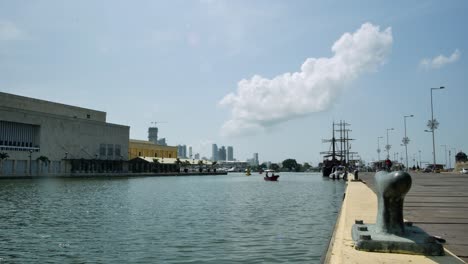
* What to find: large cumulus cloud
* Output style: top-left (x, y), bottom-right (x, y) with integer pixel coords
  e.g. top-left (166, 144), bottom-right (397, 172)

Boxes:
top-left (219, 23), bottom-right (393, 136)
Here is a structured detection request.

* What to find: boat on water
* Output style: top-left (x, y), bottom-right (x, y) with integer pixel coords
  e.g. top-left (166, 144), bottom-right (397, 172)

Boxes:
top-left (264, 169), bottom-right (279, 181)
top-left (321, 121), bottom-right (356, 177)
top-left (329, 165), bottom-right (346, 180)
top-left (245, 168), bottom-right (251, 176)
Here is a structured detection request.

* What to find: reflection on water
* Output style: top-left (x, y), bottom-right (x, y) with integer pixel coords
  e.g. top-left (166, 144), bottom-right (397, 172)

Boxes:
top-left (0, 173), bottom-right (345, 263)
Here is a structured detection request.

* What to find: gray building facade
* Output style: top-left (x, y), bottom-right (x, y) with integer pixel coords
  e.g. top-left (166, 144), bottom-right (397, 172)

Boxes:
top-left (0, 92), bottom-right (129, 176)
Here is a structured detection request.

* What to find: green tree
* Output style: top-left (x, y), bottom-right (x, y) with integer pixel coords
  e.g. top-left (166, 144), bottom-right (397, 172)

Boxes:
top-left (259, 162), bottom-right (268, 170)
top-left (198, 160), bottom-right (204, 172)
top-left (174, 158), bottom-right (182, 172)
top-left (269, 163), bottom-right (280, 171)
top-left (282, 159), bottom-right (298, 171)
top-left (0, 152), bottom-right (9, 174)
top-left (37, 155), bottom-right (50, 174)
top-left (303, 162), bottom-right (312, 171)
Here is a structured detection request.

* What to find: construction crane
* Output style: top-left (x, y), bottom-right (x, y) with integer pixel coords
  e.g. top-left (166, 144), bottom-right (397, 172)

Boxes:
top-left (150, 121), bottom-right (167, 126)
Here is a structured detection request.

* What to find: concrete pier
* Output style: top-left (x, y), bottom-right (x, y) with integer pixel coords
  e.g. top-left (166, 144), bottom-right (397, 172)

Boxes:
top-left (358, 171), bottom-right (468, 263)
top-left (324, 172), bottom-right (466, 263)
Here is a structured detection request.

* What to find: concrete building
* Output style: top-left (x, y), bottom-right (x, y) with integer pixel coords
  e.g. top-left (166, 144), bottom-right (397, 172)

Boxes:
top-left (129, 139), bottom-right (177, 160)
top-left (0, 92), bottom-right (129, 176)
top-left (227, 146), bottom-right (234, 161)
top-left (189, 146), bottom-right (192, 158)
top-left (177, 144), bottom-right (187, 158)
top-left (194, 153), bottom-right (200, 159)
top-left (253, 153), bottom-right (259, 166)
top-left (218, 146), bottom-right (227, 161)
top-left (212, 144), bottom-right (218, 161)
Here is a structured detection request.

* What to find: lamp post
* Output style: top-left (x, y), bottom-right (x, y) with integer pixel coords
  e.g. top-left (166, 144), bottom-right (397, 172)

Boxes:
top-left (418, 150), bottom-right (421, 168)
top-left (386, 128), bottom-right (394, 159)
top-left (29, 149), bottom-right (33, 175)
top-left (403, 115), bottom-right (414, 171)
top-left (377, 136), bottom-right (383, 161)
top-left (428, 86), bottom-right (445, 171)
top-left (441, 145), bottom-right (447, 170)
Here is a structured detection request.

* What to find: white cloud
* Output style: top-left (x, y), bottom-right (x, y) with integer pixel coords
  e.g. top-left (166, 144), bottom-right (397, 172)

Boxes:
top-left (219, 23), bottom-right (393, 137)
top-left (0, 21), bottom-right (23, 41)
top-left (420, 49), bottom-right (460, 69)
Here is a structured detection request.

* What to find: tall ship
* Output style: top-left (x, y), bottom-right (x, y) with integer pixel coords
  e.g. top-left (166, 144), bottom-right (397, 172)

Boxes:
top-left (320, 121), bottom-right (357, 177)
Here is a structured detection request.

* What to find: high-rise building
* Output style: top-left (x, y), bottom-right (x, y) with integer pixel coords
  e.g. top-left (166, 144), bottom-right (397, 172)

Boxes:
top-left (253, 153), bottom-right (259, 166)
top-left (212, 144), bottom-right (218, 161)
top-left (218, 146), bottom-right (227, 161)
top-left (178, 144), bottom-right (187, 158)
top-left (194, 153), bottom-right (200, 159)
top-left (148, 127), bottom-right (158, 144)
top-left (227, 146), bottom-right (234, 161)
top-left (189, 146), bottom-right (192, 158)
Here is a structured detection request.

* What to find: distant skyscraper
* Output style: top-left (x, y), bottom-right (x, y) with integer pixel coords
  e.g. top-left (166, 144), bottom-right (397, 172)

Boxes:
top-left (148, 127), bottom-right (158, 144)
top-left (219, 146), bottom-right (227, 161)
top-left (157, 138), bottom-right (167, 146)
top-left (178, 145), bottom-right (187, 158)
top-left (212, 144), bottom-right (218, 161)
top-left (194, 153), bottom-right (200, 159)
top-left (253, 153), bottom-right (259, 166)
top-left (189, 146), bottom-right (192, 158)
top-left (227, 146), bottom-right (234, 161)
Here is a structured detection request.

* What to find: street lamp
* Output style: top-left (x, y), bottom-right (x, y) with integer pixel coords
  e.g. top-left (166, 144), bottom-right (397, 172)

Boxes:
top-left (441, 145), bottom-right (447, 170)
top-left (386, 128), bottom-right (394, 159)
top-left (418, 150), bottom-right (421, 168)
top-left (29, 149), bottom-right (33, 175)
top-left (403, 114), bottom-right (414, 171)
top-left (428, 86), bottom-right (445, 171)
top-left (377, 136), bottom-right (383, 161)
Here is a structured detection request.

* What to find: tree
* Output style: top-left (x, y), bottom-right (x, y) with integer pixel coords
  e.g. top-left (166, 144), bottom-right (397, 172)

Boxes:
top-left (153, 158), bottom-right (160, 173)
top-left (303, 162), bottom-right (312, 171)
top-left (174, 158), bottom-right (182, 172)
top-left (269, 163), bottom-right (280, 171)
top-left (0, 152), bottom-right (9, 174)
top-left (259, 162), bottom-right (268, 170)
top-left (282, 159), bottom-right (298, 171)
top-left (198, 160), bottom-right (204, 172)
top-left (37, 155), bottom-right (50, 174)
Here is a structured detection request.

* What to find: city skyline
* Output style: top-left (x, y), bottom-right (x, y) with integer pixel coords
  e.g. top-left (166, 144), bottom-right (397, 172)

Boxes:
top-left (1, 1), bottom-right (467, 164)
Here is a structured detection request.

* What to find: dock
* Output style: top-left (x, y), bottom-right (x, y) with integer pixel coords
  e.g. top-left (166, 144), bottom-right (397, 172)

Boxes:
top-left (358, 171), bottom-right (468, 263)
top-left (324, 171), bottom-right (466, 263)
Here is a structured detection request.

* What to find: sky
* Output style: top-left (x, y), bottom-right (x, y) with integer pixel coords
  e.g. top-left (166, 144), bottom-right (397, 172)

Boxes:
top-left (1, 0), bottom-right (467, 166)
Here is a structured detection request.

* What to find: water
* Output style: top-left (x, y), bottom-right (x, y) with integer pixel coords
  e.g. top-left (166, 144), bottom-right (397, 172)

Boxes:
top-left (0, 173), bottom-right (345, 263)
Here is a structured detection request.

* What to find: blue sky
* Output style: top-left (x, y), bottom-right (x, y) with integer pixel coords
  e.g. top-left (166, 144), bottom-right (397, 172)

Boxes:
top-left (1, 0), bottom-right (467, 166)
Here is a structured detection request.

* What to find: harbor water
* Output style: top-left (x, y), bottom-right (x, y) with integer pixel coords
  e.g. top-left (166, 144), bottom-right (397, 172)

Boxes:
top-left (0, 172), bottom-right (345, 263)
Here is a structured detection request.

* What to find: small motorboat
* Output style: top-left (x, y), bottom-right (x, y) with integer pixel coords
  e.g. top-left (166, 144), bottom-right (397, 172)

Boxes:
top-left (245, 167), bottom-right (251, 176)
top-left (461, 168), bottom-right (468, 174)
top-left (264, 169), bottom-right (279, 181)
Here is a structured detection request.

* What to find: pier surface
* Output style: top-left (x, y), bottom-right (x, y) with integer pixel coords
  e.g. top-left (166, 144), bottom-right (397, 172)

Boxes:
top-left (359, 171), bottom-right (468, 263)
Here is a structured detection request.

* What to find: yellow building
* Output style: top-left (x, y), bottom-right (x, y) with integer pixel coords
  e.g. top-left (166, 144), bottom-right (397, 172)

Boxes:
top-left (128, 139), bottom-right (178, 159)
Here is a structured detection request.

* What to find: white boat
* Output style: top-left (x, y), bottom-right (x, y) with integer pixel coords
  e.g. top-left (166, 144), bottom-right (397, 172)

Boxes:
top-left (329, 166), bottom-right (346, 180)
top-left (461, 168), bottom-right (468, 174)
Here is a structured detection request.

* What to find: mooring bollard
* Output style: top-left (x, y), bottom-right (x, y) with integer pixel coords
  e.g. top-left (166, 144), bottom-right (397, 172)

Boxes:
top-left (375, 171), bottom-right (412, 235)
top-left (351, 171), bottom-right (444, 255)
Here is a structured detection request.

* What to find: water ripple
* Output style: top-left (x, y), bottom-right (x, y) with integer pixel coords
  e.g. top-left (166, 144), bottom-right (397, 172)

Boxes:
top-left (0, 173), bottom-right (344, 263)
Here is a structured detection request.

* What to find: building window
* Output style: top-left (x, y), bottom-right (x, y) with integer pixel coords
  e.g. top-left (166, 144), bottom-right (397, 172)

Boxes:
top-left (100, 144), bottom-right (106, 156)
top-left (0, 121), bottom-right (40, 151)
top-left (87, 114), bottom-right (91, 119)
top-left (107, 144), bottom-right (114, 156)
top-left (115, 145), bottom-right (121, 157)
